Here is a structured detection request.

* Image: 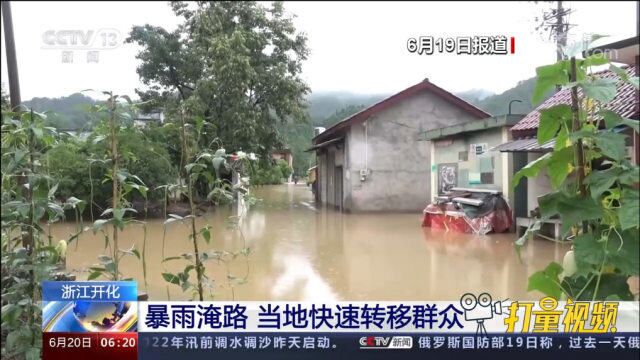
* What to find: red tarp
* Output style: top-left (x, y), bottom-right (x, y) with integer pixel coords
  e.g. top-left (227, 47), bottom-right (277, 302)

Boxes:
top-left (422, 201), bottom-right (512, 234)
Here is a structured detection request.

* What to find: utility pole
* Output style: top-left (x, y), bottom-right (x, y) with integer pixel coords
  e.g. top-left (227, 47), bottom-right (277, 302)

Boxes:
top-left (554, 1), bottom-right (568, 62)
top-left (2, 1), bottom-right (22, 109)
top-left (535, 1), bottom-right (573, 62)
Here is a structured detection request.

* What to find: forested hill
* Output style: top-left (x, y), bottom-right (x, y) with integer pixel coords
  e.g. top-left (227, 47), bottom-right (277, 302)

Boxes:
top-left (23, 93), bottom-right (97, 130)
top-left (306, 92), bottom-right (388, 125)
top-left (15, 76), bottom-right (541, 176)
top-left (306, 76), bottom-right (539, 129)
top-left (466, 77), bottom-right (538, 116)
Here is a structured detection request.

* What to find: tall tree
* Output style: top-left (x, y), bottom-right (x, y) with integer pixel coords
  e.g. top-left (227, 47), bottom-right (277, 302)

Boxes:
top-left (127, 1), bottom-right (310, 157)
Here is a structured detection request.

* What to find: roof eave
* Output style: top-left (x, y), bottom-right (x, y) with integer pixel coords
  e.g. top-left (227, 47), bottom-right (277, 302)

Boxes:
top-left (418, 114), bottom-right (523, 141)
top-left (312, 79), bottom-right (491, 144)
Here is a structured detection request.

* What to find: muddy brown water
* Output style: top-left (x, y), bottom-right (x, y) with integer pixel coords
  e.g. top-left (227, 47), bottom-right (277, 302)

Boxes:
top-left (51, 184), bottom-right (571, 301)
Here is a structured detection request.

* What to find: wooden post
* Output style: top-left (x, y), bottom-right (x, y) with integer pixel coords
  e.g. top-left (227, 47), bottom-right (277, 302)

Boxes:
top-left (569, 57), bottom-right (589, 234)
top-left (2, 1), bottom-right (22, 109)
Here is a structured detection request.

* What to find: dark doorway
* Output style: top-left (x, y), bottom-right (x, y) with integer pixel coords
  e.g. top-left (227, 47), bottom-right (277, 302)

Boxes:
top-left (513, 152), bottom-right (528, 218)
top-left (334, 166), bottom-right (343, 210)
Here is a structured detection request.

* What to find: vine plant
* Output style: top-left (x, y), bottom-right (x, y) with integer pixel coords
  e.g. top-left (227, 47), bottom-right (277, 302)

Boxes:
top-left (161, 107), bottom-right (254, 300)
top-left (515, 50), bottom-right (639, 300)
top-left (85, 92), bottom-right (147, 281)
top-left (1, 109), bottom-right (70, 359)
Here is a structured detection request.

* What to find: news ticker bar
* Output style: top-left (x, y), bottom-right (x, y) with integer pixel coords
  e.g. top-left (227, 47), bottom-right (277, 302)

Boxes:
top-left (42, 333), bottom-right (640, 360)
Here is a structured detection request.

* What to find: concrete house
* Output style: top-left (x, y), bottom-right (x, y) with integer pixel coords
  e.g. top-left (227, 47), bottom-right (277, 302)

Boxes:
top-left (134, 109), bottom-right (165, 127)
top-left (308, 79), bottom-right (491, 212)
top-left (418, 114), bottom-right (524, 207)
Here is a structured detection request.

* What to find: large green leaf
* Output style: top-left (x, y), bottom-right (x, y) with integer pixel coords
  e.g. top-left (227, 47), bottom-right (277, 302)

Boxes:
top-left (582, 53), bottom-right (609, 67)
top-left (609, 64), bottom-right (629, 81)
top-left (162, 272), bottom-right (180, 285)
top-left (547, 146), bottom-right (574, 188)
top-left (562, 273), bottom-right (633, 300)
top-left (580, 78), bottom-right (617, 103)
top-left (594, 132), bottom-right (627, 161)
top-left (537, 105), bottom-right (571, 144)
top-left (527, 262), bottom-right (563, 299)
top-left (537, 190), bottom-right (566, 219)
top-left (512, 153), bottom-right (551, 188)
top-left (532, 61), bottom-right (569, 104)
top-left (572, 232), bottom-right (603, 272)
top-left (584, 166), bottom-right (621, 200)
top-left (600, 109), bottom-right (639, 133)
top-left (556, 196), bottom-right (604, 234)
top-left (609, 228), bottom-right (640, 275)
top-left (554, 127), bottom-right (569, 151)
top-left (618, 188), bottom-right (639, 230)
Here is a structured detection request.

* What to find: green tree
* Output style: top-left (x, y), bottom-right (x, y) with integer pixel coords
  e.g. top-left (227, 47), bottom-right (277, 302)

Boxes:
top-left (127, 1), bottom-right (310, 158)
top-left (1, 84), bottom-right (9, 111)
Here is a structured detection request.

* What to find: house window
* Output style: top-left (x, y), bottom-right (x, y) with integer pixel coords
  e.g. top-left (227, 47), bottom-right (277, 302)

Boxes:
top-left (478, 155), bottom-right (494, 185)
top-left (458, 151), bottom-right (468, 161)
top-left (481, 172), bottom-right (494, 184)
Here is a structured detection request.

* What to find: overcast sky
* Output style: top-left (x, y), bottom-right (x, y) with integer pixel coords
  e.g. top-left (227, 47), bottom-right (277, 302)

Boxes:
top-left (1, 1), bottom-right (637, 100)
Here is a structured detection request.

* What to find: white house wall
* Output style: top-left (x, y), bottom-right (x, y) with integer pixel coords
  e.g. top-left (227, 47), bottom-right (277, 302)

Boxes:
top-left (341, 90), bottom-right (479, 212)
top-left (526, 152), bottom-right (553, 215)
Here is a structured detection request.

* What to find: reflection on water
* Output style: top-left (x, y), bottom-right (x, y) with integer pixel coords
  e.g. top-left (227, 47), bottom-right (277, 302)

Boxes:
top-left (54, 184), bottom-right (570, 301)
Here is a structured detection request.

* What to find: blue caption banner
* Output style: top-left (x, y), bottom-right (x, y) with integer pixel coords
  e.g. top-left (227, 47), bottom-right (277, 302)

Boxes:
top-left (42, 281), bottom-right (138, 302)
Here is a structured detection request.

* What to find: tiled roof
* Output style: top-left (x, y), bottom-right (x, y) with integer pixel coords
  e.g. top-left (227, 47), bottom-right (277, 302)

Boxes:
top-left (494, 125), bottom-right (629, 153)
top-left (511, 66), bottom-right (638, 134)
top-left (312, 79), bottom-right (491, 144)
top-left (490, 137), bottom-right (555, 153)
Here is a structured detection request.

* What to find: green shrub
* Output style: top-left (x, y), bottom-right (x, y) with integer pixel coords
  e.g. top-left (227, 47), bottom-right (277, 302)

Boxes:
top-left (46, 142), bottom-right (91, 200)
top-left (141, 123), bottom-right (182, 168)
top-left (251, 160), bottom-right (286, 185)
top-left (48, 128), bottom-right (178, 209)
top-left (276, 159), bottom-right (293, 180)
top-left (112, 129), bottom-right (178, 201)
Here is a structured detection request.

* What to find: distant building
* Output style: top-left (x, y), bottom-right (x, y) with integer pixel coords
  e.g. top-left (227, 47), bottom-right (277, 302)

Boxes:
top-left (307, 78), bottom-right (490, 212)
top-left (271, 149), bottom-right (293, 182)
top-left (134, 109), bottom-right (165, 127)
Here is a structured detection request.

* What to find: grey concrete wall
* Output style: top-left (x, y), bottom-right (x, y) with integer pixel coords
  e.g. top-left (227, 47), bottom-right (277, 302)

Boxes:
top-left (342, 89), bottom-right (480, 212)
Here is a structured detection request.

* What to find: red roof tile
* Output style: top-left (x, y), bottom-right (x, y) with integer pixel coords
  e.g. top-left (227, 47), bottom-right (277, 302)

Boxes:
top-left (511, 66), bottom-right (639, 135)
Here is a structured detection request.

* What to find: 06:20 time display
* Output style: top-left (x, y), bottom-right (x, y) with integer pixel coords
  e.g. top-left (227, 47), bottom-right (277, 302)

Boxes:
top-left (100, 336), bottom-right (137, 347)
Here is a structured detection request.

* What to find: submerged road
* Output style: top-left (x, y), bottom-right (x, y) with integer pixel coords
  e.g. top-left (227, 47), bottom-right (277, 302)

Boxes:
top-left (58, 184), bottom-right (569, 301)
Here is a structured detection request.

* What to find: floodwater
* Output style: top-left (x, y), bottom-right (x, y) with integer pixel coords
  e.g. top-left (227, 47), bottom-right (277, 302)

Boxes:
top-left (52, 184), bottom-right (571, 301)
